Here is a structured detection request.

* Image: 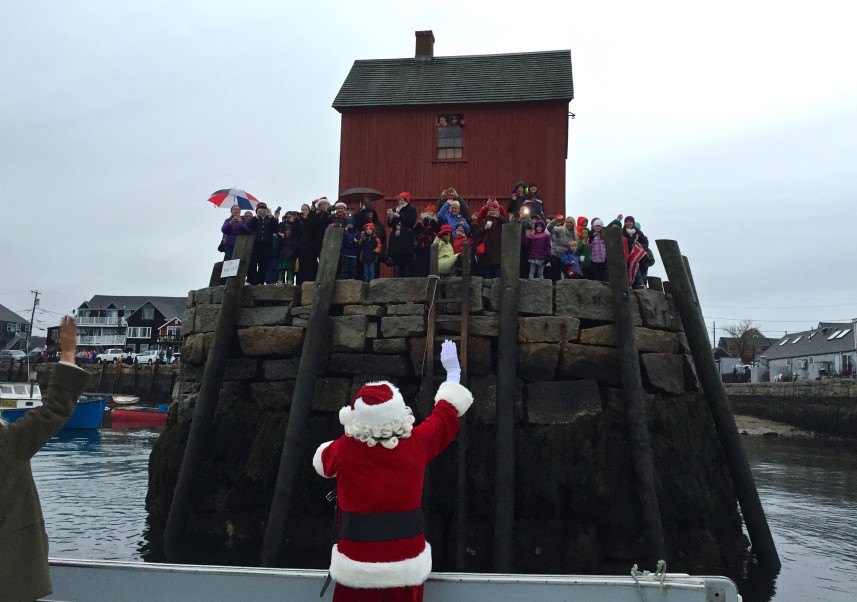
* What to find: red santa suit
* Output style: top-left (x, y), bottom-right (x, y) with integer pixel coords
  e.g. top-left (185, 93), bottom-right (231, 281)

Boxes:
top-left (313, 379), bottom-right (473, 601)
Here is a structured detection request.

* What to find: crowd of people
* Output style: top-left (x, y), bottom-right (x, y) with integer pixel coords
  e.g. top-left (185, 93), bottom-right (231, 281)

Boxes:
top-left (218, 181), bottom-right (654, 288)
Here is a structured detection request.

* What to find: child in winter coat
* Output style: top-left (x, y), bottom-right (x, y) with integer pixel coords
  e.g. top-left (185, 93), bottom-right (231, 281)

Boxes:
top-left (561, 240), bottom-right (583, 279)
top-left (451, 224), bottom-right (470, 254)
top-left (277, 222), bottom-right (299, 284)
top-left (338, 217), bottom-right (360, 280)
top-left (358, 223), bottom-right (382, 282)
top-left (523, 220), bottom-right (552, 279)
top-left (432, 224), bottom-right (459, 275)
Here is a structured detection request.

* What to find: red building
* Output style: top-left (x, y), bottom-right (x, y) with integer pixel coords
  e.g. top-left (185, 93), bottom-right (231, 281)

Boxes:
top-left (333, 31), bottom-right (575, 217)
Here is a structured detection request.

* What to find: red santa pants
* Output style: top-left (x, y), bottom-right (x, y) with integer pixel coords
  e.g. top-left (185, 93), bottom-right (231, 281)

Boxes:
top-left (333, 583), bottom-right (424, 601)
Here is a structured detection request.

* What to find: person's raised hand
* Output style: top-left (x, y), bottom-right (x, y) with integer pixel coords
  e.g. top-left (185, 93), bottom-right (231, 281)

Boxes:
top-left (440, 340), bottom-right (461, 384)
top-left (59, 316), bottom-right (77, 363)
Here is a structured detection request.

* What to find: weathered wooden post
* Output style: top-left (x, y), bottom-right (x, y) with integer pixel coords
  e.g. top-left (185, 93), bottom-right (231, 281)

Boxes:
top-left (163, 234), bottom-right (253, 561)
top-left (603, 228), bottom-right (667, 563)
top-left (494, 221), bottom-right (521, 572)
top-left (261, 226), bottom-right (343, 567)
top-left (455, 241), bottom-right (471, 570)
top-left (96, 361), bottom-right (107, 392)
top-left (209, 261), bottom-right (224, 287)
top-left (656, 239), bottom-right (781, 572)
top-left (646, 276), bottom-right (664, 292)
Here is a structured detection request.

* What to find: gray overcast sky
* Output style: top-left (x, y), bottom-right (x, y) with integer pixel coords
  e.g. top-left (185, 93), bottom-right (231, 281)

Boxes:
top-left (2, 0), bottom-right (855, 338)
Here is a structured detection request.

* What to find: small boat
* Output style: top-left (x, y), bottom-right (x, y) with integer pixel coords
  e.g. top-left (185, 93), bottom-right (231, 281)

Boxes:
top-left (46, 558), bottom-right (741, 601)
top-left (0, 382), bottom-right (107, 430)
top-left (110, 394), bottom-right (141, 406)
top-left (110, 405), bottom-right (168, 428)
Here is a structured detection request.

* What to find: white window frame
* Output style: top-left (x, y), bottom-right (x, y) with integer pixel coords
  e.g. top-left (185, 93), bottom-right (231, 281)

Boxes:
top-left (142, 306), bottom-right (155, 320)
top-left (127, 327), bottom-right (152, 339)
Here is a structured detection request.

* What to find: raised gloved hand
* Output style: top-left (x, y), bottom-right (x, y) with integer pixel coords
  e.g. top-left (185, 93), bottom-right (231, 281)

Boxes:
top-left (440, 339), bottom-right (461, 384)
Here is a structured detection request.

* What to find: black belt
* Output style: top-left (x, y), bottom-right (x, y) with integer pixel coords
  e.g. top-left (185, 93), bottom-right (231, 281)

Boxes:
top-left (339, 509), bottom-right (424, 543)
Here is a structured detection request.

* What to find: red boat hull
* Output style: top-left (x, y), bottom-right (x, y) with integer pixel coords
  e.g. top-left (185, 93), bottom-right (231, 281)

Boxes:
top-left (111, 408), bottom-right (167, 428)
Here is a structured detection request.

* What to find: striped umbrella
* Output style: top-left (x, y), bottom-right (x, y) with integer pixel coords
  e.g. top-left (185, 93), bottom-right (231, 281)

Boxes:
top-left (207, 188), bottom-right (260, 210)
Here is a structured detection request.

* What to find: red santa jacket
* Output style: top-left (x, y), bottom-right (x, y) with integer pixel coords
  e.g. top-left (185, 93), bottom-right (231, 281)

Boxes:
top-left (313, 381), bottom-right (473, 589)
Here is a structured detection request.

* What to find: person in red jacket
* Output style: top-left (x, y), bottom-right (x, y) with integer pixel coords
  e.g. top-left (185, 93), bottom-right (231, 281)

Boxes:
top-left (313, 341), bottom-right (473, 602)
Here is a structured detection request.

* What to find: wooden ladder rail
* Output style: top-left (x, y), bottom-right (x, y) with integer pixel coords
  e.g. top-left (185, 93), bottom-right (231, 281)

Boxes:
top-left (421, 242), bottom-right (472, 570)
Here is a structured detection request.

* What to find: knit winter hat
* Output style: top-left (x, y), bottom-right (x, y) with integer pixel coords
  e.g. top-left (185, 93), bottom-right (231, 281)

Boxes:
top-left (423, 205), bottom-right (436, 213)
top-left (363, 223), bottom-right (376, 233)
top-left (439, 224), bottom-right (453, 235)
top-left (591, 218), bottom-right (604, 227)
top-left (624, 216), bottom-right (635, 224)
top-left (535, 220), bottom-right (547, 230)
top-left (398, 192), bottom-right (411, 203)
top-left (486, 197), bottom-right (500, 209)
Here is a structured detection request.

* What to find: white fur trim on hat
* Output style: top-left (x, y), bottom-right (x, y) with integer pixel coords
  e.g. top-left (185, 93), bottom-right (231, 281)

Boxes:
top-left (330, 542), bottom-right (432, 589)
top-left (339, 381), bottom-right (406, 428)
top-left (334, 201), bottom-right (347, 209)
top-left (313, 440), bottom-right (335, 478)
top-left (434, 381), bottom-right (474, 417)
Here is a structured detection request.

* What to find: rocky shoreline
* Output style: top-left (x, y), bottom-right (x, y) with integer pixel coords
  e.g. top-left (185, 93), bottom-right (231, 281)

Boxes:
top-left (733, 414), bottom-right (816, 438)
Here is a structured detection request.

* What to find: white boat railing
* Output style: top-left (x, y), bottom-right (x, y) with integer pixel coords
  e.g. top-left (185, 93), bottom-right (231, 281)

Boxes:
top-left (47, 558), bottom-right (741, 602)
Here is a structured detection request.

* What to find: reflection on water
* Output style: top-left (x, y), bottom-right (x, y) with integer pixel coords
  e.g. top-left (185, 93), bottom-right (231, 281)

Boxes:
top-left (28, 427), bottom-right (857, 601)
top-left (31, 428), bottom-right (160, 562)
top-left (740, 436), bottom-right (857, 602)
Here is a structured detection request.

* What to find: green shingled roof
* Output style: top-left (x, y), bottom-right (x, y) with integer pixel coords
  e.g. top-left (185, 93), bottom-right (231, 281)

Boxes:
top-left (333, 50), bottom-right (573, 109)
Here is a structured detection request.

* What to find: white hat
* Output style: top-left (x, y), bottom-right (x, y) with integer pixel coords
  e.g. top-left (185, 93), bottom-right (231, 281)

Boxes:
top-left (334, 201), bottom-right (347, 209)
top-left (339, 381), bottom-right (414, 449)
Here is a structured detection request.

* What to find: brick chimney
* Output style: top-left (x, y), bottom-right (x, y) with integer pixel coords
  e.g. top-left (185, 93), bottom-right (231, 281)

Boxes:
top-left (415, 30), bottom-right (434, 59)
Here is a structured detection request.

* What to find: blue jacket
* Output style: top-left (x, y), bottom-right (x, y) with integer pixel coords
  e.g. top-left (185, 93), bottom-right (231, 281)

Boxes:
top-left (560, 250), bottom-right (582, 275)
top-left (341, 228), bottom-right (360, 258)
top-left (437, 201), bottom-right (471, 235)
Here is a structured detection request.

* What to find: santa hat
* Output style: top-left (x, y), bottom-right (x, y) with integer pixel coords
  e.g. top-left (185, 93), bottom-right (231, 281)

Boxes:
top-left (335, 201), bottom-right (347, 210)
top-left (340, 381), bottom-right (406, 429)
top-left (317, 196), bottom-right (330, 206)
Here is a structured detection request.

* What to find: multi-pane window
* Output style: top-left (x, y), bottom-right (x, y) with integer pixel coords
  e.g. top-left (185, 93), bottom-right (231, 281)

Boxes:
top-left (142, 306), bottom-right (155, 320)
top-left (167, 326), bottom-right (181, 337)
top-left (437, 114), bottom-right (464, 159)
top-left (127, 327), bottom-right (152, 339)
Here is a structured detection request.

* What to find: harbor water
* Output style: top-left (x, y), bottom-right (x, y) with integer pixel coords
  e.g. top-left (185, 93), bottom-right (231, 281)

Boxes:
top-left (30, 428), bottom-right (857, 601)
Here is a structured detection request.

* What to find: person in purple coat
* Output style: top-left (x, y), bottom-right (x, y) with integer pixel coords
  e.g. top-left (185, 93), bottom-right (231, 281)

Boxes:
top-left (523, 219), bottom-right (552, 279)
top-left (220, 204), bottom-right (250, 260)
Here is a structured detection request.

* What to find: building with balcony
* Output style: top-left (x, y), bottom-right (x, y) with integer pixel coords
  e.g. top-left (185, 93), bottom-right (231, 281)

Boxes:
top-left (74, 295), bottom-right (186, 352)
top-left (0, 303), bottom-right (30, 351)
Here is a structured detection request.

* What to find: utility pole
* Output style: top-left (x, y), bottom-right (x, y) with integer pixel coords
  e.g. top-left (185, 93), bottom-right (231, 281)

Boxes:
top-left (27, 290), bottom-right (40, 352)
top-left (712, 321), bottom-right (716, 348)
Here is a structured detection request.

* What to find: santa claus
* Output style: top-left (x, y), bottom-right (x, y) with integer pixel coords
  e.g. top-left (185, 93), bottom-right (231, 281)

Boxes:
top-left (313, 340), bottom-right (473, 601)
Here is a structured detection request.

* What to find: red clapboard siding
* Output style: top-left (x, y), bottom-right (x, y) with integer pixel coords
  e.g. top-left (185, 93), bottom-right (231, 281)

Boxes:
top-left (337, 102), bottom-right (569, 218)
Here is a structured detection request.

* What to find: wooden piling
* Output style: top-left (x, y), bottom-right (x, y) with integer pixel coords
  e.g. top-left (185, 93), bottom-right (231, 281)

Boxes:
top-left (261, 226), bottom-right (343, 567)
top-left (455, 242), bottom-right (471, 570)
top-left (163, 234), bottom-right (254, 561)
top-left (646, 276), bottom-right (664, 292)
top-left (209, 261), bottom-right (224, 287)
top-left (493, 221), bottom-right (521, 572)
top-left (603, 228), bottom-right (667, 564)
top-left (96, 361), bottom-right (107, 392)
top-left (656, 239), bottom-right (781, 572)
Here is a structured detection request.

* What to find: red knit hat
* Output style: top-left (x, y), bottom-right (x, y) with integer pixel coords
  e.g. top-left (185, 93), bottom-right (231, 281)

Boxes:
top-left (423, 205), bottom-right (436, 213)
top-left (363, 223), bottom-right (376, 234)
top-left (398, 192), bottom-right (411, 203)
top-left (339, 381), bottom-right (407, 428)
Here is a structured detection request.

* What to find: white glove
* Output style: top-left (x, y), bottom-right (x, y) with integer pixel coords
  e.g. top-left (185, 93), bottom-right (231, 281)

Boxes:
top-left (440, 340), bottom-right (461, 384)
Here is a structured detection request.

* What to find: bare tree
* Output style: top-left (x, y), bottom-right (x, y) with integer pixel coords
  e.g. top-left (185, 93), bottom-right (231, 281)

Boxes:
top-left (723, 319), bottom-right (759, 363)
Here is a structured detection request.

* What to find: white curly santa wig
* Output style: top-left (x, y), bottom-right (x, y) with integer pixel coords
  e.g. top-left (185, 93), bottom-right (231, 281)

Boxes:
top-left (339, 381), bottom-right (415, 449)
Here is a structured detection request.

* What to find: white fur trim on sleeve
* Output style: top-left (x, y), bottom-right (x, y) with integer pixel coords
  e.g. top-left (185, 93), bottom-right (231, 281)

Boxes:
top-left (313, 441), bottom-right (335, 478)
top-left (330, 542), bottom-right (432, 588)
top-left (434, 381), bottom-right (474, 417)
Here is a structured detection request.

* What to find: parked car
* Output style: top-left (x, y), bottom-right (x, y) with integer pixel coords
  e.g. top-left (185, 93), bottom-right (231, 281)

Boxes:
top-left (135, 350), bottom-right (162, 365)
top-left (98, 348), bottom-right (133, 363)
top-left (0, 350), bottom-right (27, 362)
